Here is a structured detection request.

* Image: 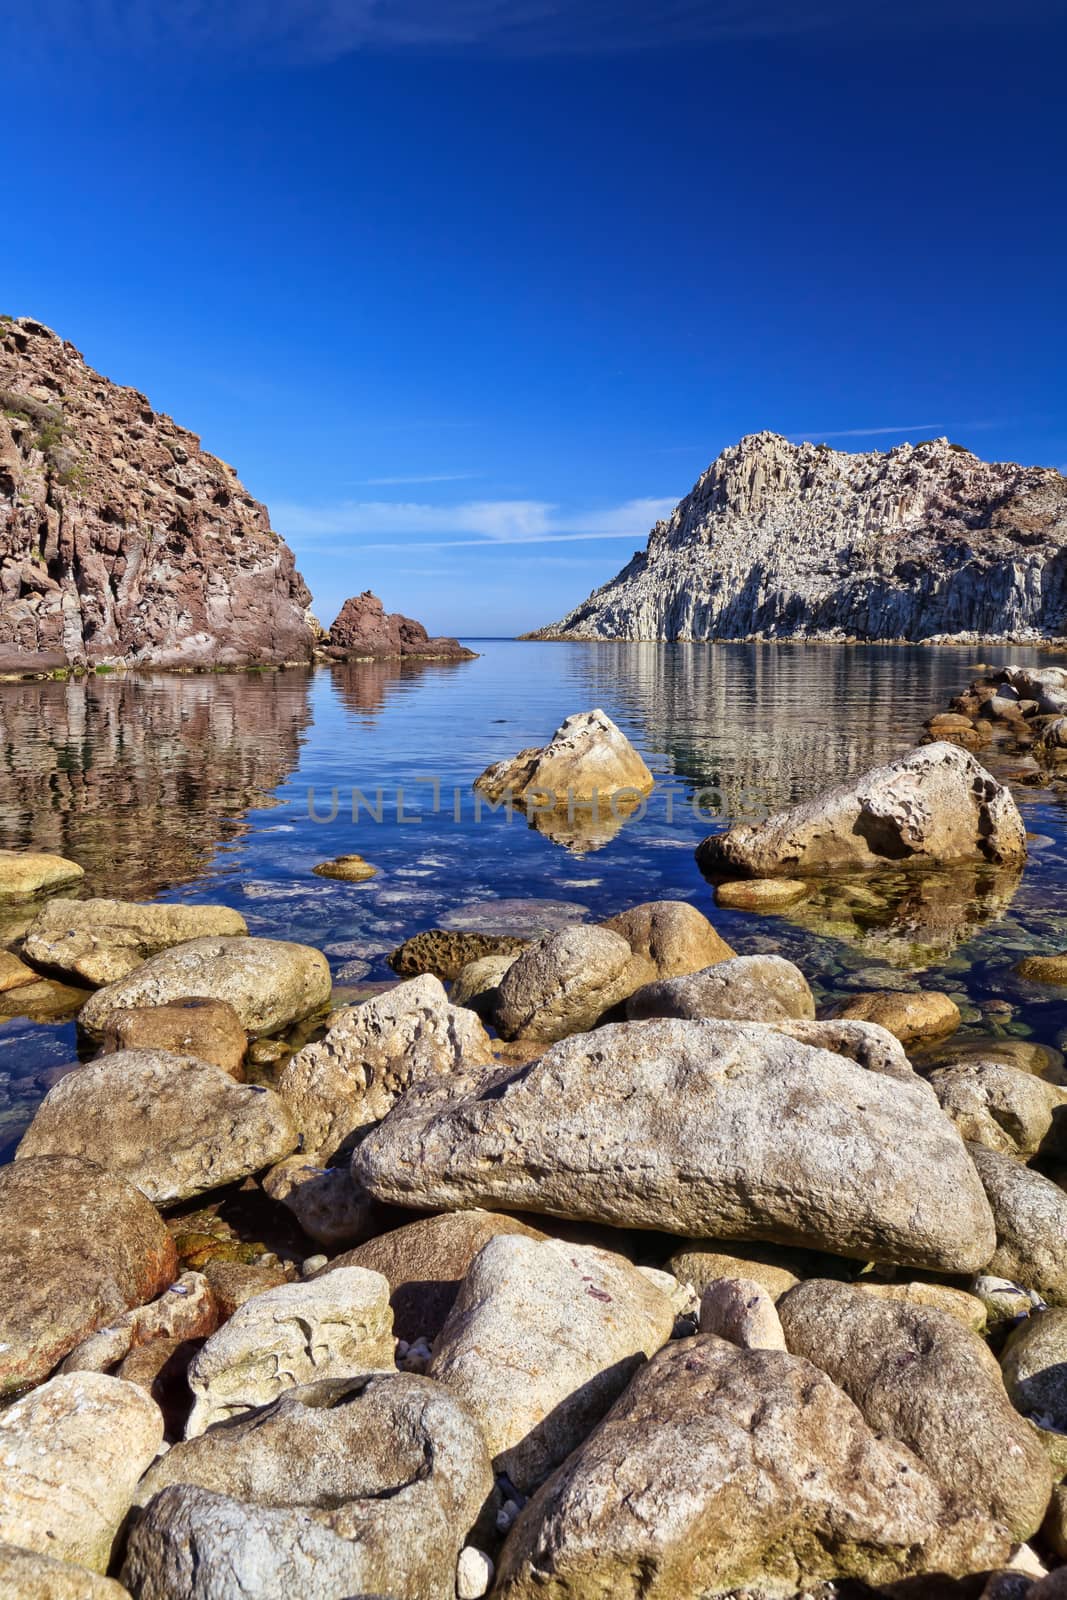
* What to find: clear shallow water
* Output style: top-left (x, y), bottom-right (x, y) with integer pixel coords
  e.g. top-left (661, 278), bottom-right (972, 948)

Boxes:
top-left (3, 640), bottom-right (1067, 1156)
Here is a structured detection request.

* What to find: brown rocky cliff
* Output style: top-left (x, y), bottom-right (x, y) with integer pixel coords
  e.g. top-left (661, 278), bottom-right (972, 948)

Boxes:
top-left (325, 590), bottom-right (475, 660)
top-left (0, 317), bottom-right (318, 670)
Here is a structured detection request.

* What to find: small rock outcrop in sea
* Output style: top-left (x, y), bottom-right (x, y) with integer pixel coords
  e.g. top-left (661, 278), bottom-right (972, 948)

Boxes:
top-left (696, 741), bottom-right (1027, 879)
top-left (528, 431), bottom-right (1067, 642)
top-left (474, 707), bottom-right (653, 809)
top-left (324, 590), bottom-right (475, 660)
top-left (0, 317), bottom-right (319, 671)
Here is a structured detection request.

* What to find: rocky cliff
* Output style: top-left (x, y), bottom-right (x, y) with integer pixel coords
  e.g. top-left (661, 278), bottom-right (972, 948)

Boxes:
top-left (0, 318), bottom-right (318, 670)
top-left (529, 432), bottom-right (1067, 643)
top-left (325, 590), bottom-right (475, 660)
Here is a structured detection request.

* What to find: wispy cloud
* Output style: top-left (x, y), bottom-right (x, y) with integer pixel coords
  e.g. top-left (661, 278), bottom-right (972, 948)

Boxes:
top-left (275, 493), bottom-right (676, 550)
top-left (787, 419), bottom-right (1008, 441)
top-left (29, 0), bottom-right (1053, 65)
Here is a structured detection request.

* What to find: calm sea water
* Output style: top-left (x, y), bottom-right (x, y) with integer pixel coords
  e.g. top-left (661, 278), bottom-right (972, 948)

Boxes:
top-left (3, 639), bottom-right (1067, 1157)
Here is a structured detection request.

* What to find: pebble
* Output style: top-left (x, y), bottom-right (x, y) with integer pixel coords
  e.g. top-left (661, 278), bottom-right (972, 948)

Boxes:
top-left (496, 1498), bottom-right (520, 1533)
top-left (301, 1255), bottom-right (328, 1277)
top-left (456, 1546), bottom-right (495, 1599)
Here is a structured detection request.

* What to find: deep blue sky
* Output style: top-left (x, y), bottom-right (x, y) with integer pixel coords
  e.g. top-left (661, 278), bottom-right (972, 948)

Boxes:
top-left (5, 1), bottom-right (1065, 635)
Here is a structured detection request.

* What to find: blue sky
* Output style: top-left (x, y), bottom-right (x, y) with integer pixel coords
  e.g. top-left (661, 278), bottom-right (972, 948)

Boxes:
top-left (5, 1), bottom-right (1065, 635)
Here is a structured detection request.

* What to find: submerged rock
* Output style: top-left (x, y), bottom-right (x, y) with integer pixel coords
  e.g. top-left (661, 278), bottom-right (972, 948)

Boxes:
top-left (714, 877), bottom-right (811, 910)
top-left (474, 708), bottom-right (653, 808)
top-left (22, 898), bottom-right (248, 987)
top-left (77, 935), bottom-right (331, 1039)
top-left (354, 1018), bottom-right (995, 1272)
top-left (0, 1155), bottom-right (176, 1393)
top-left (16, 1049), bottom-right (299, 1205)
top-left (494, 1336), bottom-right (1004, 1598)
top-left (184, 1268), bottom-right (394, 1436)
top-left (0, 1372), bottom-right (163, 1572)
top-left (829, 987), bottom-right (961, 1045)
top-left (275, 973), bottom-right (494, 1156)
top-left (697, 742), bottom-right (1026, 879)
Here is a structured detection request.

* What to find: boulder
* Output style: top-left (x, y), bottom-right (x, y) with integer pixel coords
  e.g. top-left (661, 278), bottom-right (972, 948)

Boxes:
top-left (474, 708), bottom-right (653, 808)
top-left (665, 1240), bottom-right (808, 1300)
top-left (322, 1209), bottom-right (545, 1343)
top-left (0, 948), bottom-right (38, 991)
top-left (699, 1276), bottom-right (786, 1349)
top-left (829, 988), bottom-right (961, 1046)
top-left (261, 1156), bottom-right (376, 1249)
top-left (696, 743), bottom-right (1027, 878)
top-left (760, 1015), bottom-right (915, 1080)
top-left (1001, 1308), bottom-right (1067, 1433)
top-left (0, 1156), bottom-right (176, 1393)
top-left (128, 1373), bottom-right (491, 1600)
top-left (389, 928), bottom-right (529, 980)
top-left (427, 1235), bottom-right (675, 1490)
top-left (185, 1267), bottom-right (394, 1435)
top-left (200, 1259), bottom-right (288, 1320)
top-left (98, 997), bottom-right (247, 1078)
top-left (354, 1019), bottom-right (995, 1273)
top-left (494, 1337), bottom-right (1004, 1598)
top-left (274, 974), bottom-right (494, 1156)
top-left (0, 849), bottom-right (84, 897)
top-left (0, 1544), bottom-right (130, 1597)
top-left (927, 1061), bottom-right (1067, 1158)
top-left (1017, 953), bottom-right (1067, 985)
top-left (492, 925), bottom-right (635, 1044)
top-left (626, 954), bottom-right (815, 1023)
top-left (77, 936), bottom-right (331, 1040)
top-left (0, 1372), bottom-right (163, 1571)
top-left (778, 1279), bottom-right (1052, 1542)
top-left (856, 1280), bottom-right (987, 1333)
top-left (22, 898), bottom-right (248, 987)
top-left (326, 589), bottom-right (474, 661)
top-left (969, 1144), bottom-right (1067, 1304)
top-left (59, 1272), bottom-right (218, 1374)
top-left (450, 952), bottom-right (521, 1017)
top-left (599, 899), bottom-right (734, 985)
top-left (312, 853), bottom-right (377, 882)
top-left (16, 1050), bottom-right (299, 1206)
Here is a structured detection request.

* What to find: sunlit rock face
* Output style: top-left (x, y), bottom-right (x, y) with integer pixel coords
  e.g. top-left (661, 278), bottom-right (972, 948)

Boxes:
top-left (531, 432), bottom-right (1067, 643)
top-left (0, 317), bottom-right (318, 670)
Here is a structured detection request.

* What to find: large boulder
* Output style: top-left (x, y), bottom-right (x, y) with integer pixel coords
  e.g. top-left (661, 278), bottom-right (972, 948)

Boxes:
top-left (77, 936), bottom-right (331, 1039)
top-left (696, 742), bottom-right (1027, 878)
top-left (777, 1280), bottom-right (1052, 1543)
top-left (1001, 1308), bottom-right (1067, 1436)
top-left (0, 849), bottom-right (84, 897)
top-left (126, 1374), bottom-right (491, 1600)
top-left (494, 1337), bottom-right (1005, 1598)
top-left (354, 1019), bottom-right (995, 1273)
top-left (275, 974), bottom-right (495, 1156)
top-left (969, 1143), bottom-right (1067, 1304)
top-left (0, 1544), bottom-right (130, 1597)
top-left (326, 589), bottom-right (474, 661)
top-left (16, 1050), bottom-right (299, 1206)
top-left (22, 898), bottom-right (248, 987)
top-left (98, 997), bottom-right (247, 1078)
top-left (0, 1156), bottom-right (176, 1394)
top-left (626, 954), bottom-right (815, 1023)
top-left (185, 1267), bottom-right (394, 1436)
top-left (492, 925), bottom-right (635, 1044)
top-left (599, 900), bottom-right (734, 985)
top-left (927, 1061), bottom-right (1067, 1159)
top-left (322, 1209), bottom-right (545, 1343)
top-left (428, 1235), bottom-right (675, 1490)
top-left (0, 1373), bottom-right (163, 1571)
top-left (474, 708), bottom-right (653, 807)
top-left (829, 988), bottom-right (961, 1046)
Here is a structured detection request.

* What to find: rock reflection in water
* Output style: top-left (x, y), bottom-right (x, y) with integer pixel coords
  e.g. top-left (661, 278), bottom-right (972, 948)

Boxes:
top-left (328, 656), bottom-right (475, 718)
top-left (0, 670), bottom-right (313, 901)
top-left (780, 863), bottom-right (1024, 970)
top-left (524, 794), bottom-right (646, 855)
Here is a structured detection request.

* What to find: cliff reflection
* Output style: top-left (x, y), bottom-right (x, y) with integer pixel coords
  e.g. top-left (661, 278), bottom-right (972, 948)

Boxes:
top-left (328, 655), bottom-right (475, 718)
top-left (0, 669), bottom-right (313, 901)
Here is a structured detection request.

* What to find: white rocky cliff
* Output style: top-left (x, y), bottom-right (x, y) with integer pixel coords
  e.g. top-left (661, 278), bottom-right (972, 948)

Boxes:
top-left (529, 432), bottom-right (1067, 643)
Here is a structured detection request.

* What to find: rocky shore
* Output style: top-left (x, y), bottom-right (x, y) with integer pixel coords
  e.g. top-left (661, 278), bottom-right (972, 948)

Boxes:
top-left (0, 711), bottom-right (1065, 1598)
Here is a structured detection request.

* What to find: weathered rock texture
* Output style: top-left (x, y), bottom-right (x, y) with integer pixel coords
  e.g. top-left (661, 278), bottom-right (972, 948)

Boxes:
top-left (697, 742), bottom-right (1026, 878)
top-left (529, 432), bottom-right (1067, 643)
top-left (474, 708), bottom-right (653, 807)
top-left (0, 317), bottom-right (317, 670)
top-left (354, 1019), bottom-right (995, 1272)
top-left (325, 590), bottom-right (474, 660)
top-left (22, 897), bottom-right (247, 986)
